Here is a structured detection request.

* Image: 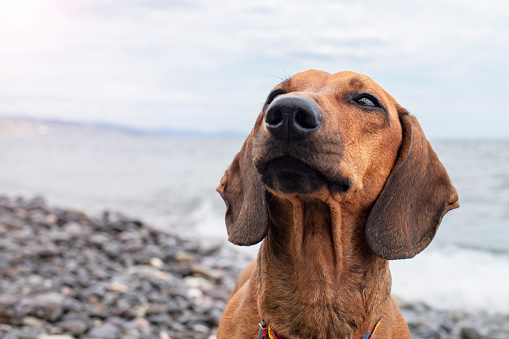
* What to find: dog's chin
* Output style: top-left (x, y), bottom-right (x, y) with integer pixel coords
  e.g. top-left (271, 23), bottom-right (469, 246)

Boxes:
top-left (259, 156), bottom-right (351, 195)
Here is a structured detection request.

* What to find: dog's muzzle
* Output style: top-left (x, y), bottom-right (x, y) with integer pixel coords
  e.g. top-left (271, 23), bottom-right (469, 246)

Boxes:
top-left (255, 96), bottom-right (351, 195)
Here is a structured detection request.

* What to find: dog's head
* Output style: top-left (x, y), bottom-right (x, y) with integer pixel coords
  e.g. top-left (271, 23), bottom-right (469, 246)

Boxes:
top-left (217, 70), bottom-right (459, 260)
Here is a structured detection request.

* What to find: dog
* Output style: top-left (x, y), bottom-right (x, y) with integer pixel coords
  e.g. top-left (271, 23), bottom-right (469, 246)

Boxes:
top-left (216, 70), bottom-right (459, 339)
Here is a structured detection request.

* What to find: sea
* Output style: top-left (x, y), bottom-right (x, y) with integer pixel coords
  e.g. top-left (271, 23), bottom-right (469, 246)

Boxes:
top-left (1, 120), bottom-right (508, 314)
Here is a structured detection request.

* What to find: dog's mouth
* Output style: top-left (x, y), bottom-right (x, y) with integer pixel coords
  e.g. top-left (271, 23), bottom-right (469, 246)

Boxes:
top-left (258, 155), bottom-right (351, 195)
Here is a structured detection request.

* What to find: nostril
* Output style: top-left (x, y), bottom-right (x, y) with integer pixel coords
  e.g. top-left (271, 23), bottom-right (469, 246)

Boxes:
top-left (266, 108), bottom-right (283, 127)
top-left (295, 109), bottom-right (319, 130)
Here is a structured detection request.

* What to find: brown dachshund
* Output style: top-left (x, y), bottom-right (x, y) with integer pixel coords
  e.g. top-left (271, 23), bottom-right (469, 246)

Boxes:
top-left (217, 70), bottom-right (459, 339)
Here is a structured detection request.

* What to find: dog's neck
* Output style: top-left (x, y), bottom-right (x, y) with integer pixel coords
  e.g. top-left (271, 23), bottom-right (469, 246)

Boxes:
top-left (256, 195), bottom-right (391, 339)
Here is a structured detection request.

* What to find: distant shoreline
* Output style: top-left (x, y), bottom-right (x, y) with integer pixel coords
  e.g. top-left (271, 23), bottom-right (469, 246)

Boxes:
top-left (0, 116), bottom-right (247, 138)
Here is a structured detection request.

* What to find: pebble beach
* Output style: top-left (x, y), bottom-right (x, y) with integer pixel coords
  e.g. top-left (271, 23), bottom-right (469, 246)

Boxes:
top-left (0, 196), bottom-right (508, 339)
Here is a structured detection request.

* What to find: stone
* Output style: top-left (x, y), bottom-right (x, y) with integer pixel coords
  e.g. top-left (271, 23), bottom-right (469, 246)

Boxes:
top-left (58, 319), bottom-right (89, 336)
top-left (150, 257), bottom-right (164, 269)
top-left (86, 323), bottom-right (120, 339)
top-left (206, 308), bottom-right (223, 327)
top-left (408, 321), bottom-right (441, 339)
top-left (89, 234), bottom-right (111, 248)
top-left (174, 252), bottom-right (194, 263)
top-left (25, 196), bottom-right (47, 210)
top-left (107, 282), bottom-right (129, 293)
top-left (37, 244), bottom-right (61, 258)
top-left (190, 265), bottom-right (222, 281)
top-left (193, 323), bottom-right (209, 334)
top-left (18, 292), bottom-right (66, 321)
top-left (22, 316), bottom-right (45, 328)
top-left (0, 294), bottom-right (19, 307)
top-left (460, 327), bottom-right (482, 339)
top-left (128, 265), bottom-right (172, 281)
top-left (62, 221), bottom-right (84, 236)
top-left (28, 292), bottom-right (66, 307)
top-left (35, 335), bottom-right (74, 339)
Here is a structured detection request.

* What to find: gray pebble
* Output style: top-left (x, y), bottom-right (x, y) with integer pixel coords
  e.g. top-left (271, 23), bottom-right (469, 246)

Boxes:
top-left (58, 318), bottom-right (89, 336)
top-left (460, 327), bottom-right (482, 339)
top-left (87, 323), bottom-right (120, 339)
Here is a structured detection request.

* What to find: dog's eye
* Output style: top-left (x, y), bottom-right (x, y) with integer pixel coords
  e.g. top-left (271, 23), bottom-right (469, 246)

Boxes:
top-left (357, 97), bottom-right (376, 107)
top-left (266, 89), bottom-right (286, 107)
top-left (352, 94), bottom-right (382, 109)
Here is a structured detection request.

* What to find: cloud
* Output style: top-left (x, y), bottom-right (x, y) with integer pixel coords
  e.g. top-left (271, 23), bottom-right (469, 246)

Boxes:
top-left (0, 0), bottom-right (508, 137)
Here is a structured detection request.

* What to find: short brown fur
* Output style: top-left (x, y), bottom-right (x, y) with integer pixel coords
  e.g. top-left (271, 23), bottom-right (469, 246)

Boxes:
top-left (217, 70), bottom-right (459, 339)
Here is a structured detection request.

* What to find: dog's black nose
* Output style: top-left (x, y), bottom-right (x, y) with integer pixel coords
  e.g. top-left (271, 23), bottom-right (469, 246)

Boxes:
top-left (265, 96), bottom-right (322, 141)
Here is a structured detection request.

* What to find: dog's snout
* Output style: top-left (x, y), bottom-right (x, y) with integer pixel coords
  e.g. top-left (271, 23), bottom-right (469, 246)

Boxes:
top-left (265, 96), bottom-right (322, 141)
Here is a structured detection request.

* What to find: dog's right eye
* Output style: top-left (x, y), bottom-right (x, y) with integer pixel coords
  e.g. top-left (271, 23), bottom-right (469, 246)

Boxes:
top-left (350, 93), bottom-right (388, 115)
top-left (265, 89), bottom-right (286, 107)
top-left (351, 93), bottom-right (382, 109)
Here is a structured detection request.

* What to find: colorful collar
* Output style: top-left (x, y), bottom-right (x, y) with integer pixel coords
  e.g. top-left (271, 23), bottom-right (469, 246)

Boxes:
top-left (258, 316), bottom-right (383, 339)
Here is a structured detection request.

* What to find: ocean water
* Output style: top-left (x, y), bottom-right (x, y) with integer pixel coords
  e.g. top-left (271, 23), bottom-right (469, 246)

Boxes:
top-left (1, 122), bottom-right (508, 313)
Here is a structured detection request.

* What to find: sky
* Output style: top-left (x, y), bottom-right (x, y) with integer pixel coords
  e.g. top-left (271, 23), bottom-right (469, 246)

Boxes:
top-left (0, 0), bottom-right (508, 139)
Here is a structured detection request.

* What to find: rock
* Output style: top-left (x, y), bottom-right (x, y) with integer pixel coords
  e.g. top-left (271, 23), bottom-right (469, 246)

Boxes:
top-left (46, 214), bottom-right (58, 224)
top-left (0, 294), bottom-right (19, 308)
top-left (19, 292), bottom-right (66, 321)
top-left (150, 257), bottom-right (164, 269)
top-left (128, 265), bottom-right (172, 281)
top-left (175, 251), bottom-right (195, 263)
top-left (407, 321), bottom-right (441, 339)
top-left (107, 282), bottom-right (129, 293)
top-left (62, 221), bottom-right (84, 236)
top-left (0, 309), bottom-right (12, 324)
top-left (8, 228), bottom-right (32, 240)
top-left (190, 265), bottom-right (222, 280)
top-left (187, 288), bottom-right (203, 299)
top-left (460, 327), bottom-right (482, 339)
top-left (25, 196), bottom-right (47, 210)
top-left (103, 242), bottom-right (122, 258)
top-left (22, 316), bottom-right (45, 328)
top-left (123, 238), bottom-right (143, 252)
top-left (27, 292), bottom-right (66, 307)
top-left (89, 233), bottom-right (111, 248)
top-left (58, 318), bottom-right (89, 336)
top-left (0, 214), bottom-right (25, 229)
top-left (86, 323), bottom-right (120, 339)
top-left (147, 313), bottom-right (174, 327)
top-left (193, 323), bottom-right (209, 334)
top-left (37, 244), bottom-right (61, 258)
top-left (206, 308), bottom-right (223, 327)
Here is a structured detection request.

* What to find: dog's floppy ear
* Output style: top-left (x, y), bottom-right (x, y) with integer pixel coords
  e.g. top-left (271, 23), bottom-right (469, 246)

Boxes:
top-left (217, 129), bottom-right (268, 246)
top-left (365, 109), bottom-right (459, 260)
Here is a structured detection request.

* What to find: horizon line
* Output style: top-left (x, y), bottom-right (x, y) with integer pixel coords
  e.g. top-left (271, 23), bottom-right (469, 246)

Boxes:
top-left (1, 115), bottom-right (508, 141)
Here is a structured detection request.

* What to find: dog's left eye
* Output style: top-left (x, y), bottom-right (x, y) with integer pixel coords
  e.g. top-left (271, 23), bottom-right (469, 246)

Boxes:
top-left (352, 94), bottom-right (382, 109)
